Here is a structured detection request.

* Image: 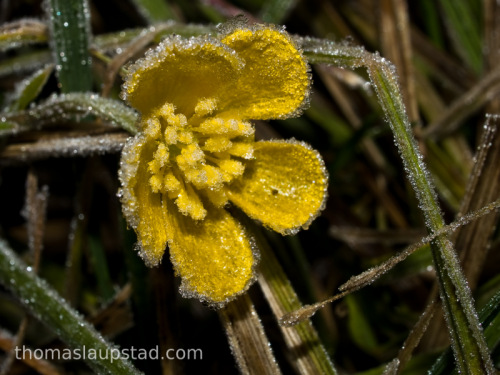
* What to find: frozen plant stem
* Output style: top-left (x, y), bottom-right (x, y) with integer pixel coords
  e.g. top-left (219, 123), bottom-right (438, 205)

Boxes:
top-left (220, 294), bottom-right (281, 375)
top-left (301, 39), bottom-right (495, 374)
top-left (0, 238), bottom-right (143, 375)
top-left (255, 229), bottom-right (337, 375)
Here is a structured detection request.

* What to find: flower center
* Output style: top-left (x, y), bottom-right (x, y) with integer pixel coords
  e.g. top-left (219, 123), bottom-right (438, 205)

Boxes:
top-left (143, 99), bottom-right (254, 220)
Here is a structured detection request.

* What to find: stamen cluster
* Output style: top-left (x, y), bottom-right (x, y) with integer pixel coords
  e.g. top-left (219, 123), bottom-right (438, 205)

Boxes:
top-left (143, 99), bottom-right (254, 220)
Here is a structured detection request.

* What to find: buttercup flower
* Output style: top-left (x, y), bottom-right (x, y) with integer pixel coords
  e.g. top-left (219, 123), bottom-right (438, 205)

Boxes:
top-left (118, 23), bottom-right (328, 306)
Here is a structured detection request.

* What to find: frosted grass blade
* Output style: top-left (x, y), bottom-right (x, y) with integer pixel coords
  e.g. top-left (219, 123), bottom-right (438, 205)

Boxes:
top-left (45, 0), bottom-right (92, 92)
top-left (299, 37), bottom-right (495, 374)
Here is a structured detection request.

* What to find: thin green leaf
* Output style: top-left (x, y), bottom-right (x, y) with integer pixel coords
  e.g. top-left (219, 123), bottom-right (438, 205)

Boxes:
top-left (438, 0), bottom-right (482, 74)
top-left (419, 0), bottom-right (445, 49)
top-left (44, 0), bottom-right (93, 92)
top-left (368, 56), bottom-right (494, 375)
top-left (345, 294), bottom-right (379, 354)
top-left (260, 0), bottom-right (298, 23)
top-left (429, 290), bottom-right (500, 375)
top-left (7, 64), bottom-right (54, 112)
top-left (129, 0), bottom-right (178, 23)
top-left (0, 121), bottom-right (17, 131)
top-left (0, 19), bottom-right (48, 52)
top-left (92, 23), bottom-right (214, 54)
top-left (87, 235), bottom-right (115, 303)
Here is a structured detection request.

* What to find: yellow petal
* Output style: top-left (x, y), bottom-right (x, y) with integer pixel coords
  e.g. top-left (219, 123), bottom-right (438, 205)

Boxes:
top-left (220, 26), bottom-right (310, 120)
top-left (122, 36), bottom-right (243, 117)
top-left (164, 198), bottom-right (256, 305)
top-left (227, 140), bottom-right (328, 235)
top-left (118, 134), bottom-right (169, 266)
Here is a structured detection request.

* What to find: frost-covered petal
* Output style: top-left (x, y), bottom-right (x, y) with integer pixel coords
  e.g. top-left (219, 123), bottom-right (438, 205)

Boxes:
top-left (219, 26), bottom-right (310, 120)
top-left (118, 134), bottom-right (169, 266)
top-left (122, 35), bottom-right (243, 118)
top-left (226, 140), bottom-right (328, 235)
top-left (164, 198), bottom-right (256, 305)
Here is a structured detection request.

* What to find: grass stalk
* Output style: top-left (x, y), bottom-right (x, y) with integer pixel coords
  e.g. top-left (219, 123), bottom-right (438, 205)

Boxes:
top-left (256, 230), bottom-right (337, 374)
top-left (301, 38), bottom-right (495, 374)
top-left (219, 294), bottom-right (282, 375)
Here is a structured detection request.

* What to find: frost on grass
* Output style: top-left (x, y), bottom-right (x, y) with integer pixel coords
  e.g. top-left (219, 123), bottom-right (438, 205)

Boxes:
top-left (0, 93), bottom-right (139, 137)
top-left (280, 197), bottom-right (500, 327)
top-left (0, 19), bottom-right (48, 52)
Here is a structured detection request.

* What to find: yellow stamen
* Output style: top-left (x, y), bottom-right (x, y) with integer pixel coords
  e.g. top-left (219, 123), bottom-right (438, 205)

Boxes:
top-left (164, 127), bottom-right (178, 144)
top-left (149, 174), bottom-right (163, 193)
top-left (178, 130), bottom-right (193, 144)
top-left (153, 143), bottom-right (169, 167)
top-left (177, 144), bottom-right (204, 169)
top-left (167, 113), bottom-right (188, 128)
top-left (164, 172), bottom-right (181, 193)
top-left (197, 118), bottom-right (254, 137)
top-left (227, 142), bottom-right (254, 159)
top-left (194, 97), bottom-right (217, 117)
top-left (204, 188), bottom-right (228, 207)
top-left (148, 159), bottom-right (162, 175)
top-left (175, 182), bottom-right (206, 220)
top-left (158, 102), bottom-right (175, 118)
top-left (144, 118), bottom-right (161, 139)
top-left (202, 136), bottom-right (232, 153)
top-left (218, 159), bottom-right (244, 182)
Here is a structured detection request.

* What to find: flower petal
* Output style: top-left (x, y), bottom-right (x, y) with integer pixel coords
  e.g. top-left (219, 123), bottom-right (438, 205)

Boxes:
top-left (164, 198), bottom-right (257, 305)
top-left (220, 26), bottom-right (310, 120)
top-left (227, 140), bottom-right (328, 235)
top-left (122, 35), bottom-right (243, 117)
top-left (118, 134), bottom-right (169, 266)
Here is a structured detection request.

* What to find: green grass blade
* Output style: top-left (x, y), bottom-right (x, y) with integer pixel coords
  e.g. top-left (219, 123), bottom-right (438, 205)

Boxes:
top-left (87, 235), bottom-right (115, 303)
top-left (429, 289), bottom-right (500, 374)
top-left (300, 37), bottom-right (495, 374)
top-left (45, 0), bottom-right (92, 92)
top-left (419, 0), bottom-right (445, 48)
top-left (260, 0), bottom-right (298, 23)
top-left (7, 64), bottom-right (54, 112)
top-left (0, 238), bottom-right (143, 375)
top-left (0, 19), bottom-right (48, 52)
top-left (253, 225), bottom-right (338, 375)
top-left (365, 55), bottom-right (493, 375)
top-left (345, 294), bottom-right (379, 355)
top-left (130, 0), bottom-right (177, 23)
top-left (438, 0), bottom-right (482, 74)
top-left (1, 93), bottom-right (138, 136)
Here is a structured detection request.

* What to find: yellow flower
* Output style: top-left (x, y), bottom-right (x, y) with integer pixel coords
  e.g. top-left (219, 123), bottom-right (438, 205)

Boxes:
top-left (118, 24), bottom-right (328, 306)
